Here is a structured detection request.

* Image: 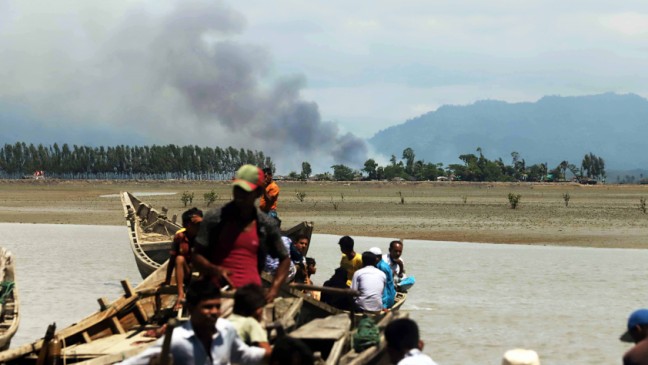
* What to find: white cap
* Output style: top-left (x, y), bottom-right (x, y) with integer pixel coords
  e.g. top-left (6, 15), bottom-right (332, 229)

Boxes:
top-left (502, 349), bottom-right (540, 365)
top-left (368, 247), bottom-right (382, 256)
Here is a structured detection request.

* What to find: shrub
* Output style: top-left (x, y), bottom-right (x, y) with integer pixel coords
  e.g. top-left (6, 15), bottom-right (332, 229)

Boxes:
top-left (562, 192), bottom-right (570, 207)
top-left (508, 193), bottom-right (521, 209)
top-left (398, 191), bottom-right (405, 204)
top-left (640, 197), bottom-right (647, 214)
top-left (461, 195), bottom-right (468, 204)
top-left (295, 191), bottom-right (307, 202)
top-left (181, 191), bottom-right (194, 207)
top-left (203, 190), bottom-right (218, 206)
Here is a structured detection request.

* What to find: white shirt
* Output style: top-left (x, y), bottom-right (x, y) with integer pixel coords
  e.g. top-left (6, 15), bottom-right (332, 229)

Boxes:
top-left (398, 349), bottom-right (438, 365)
top-left (118, 318), bottom-right (265, 365)
top-left (351, 266), bottom-right (386, 312)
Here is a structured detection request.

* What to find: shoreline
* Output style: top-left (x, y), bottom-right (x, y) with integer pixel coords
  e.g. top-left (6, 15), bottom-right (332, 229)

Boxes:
top-left (1, 179), bottom-right (647, 249)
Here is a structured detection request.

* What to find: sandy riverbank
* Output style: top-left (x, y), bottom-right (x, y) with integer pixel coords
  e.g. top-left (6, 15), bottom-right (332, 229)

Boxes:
top-left (1, 179), bottom-right (647, 248)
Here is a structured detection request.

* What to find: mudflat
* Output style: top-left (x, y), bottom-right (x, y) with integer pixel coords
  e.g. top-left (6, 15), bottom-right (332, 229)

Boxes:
top-left (1, 179), bottom-right (647, 248)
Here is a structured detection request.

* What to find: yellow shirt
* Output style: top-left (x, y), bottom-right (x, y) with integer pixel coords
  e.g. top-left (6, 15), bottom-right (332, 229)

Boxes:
top-left (260, 181), bottom-right (279, 212)
top-left (340, 253), bottom-right (363, 286)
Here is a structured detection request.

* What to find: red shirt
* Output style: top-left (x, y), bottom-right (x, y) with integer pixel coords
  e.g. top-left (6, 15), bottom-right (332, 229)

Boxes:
top-left (211, 220), bottom-right (261, 287)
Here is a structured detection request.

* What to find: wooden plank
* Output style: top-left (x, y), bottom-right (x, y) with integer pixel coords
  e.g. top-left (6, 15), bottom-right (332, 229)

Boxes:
top-left (289, 314), bottom-right (350, 340)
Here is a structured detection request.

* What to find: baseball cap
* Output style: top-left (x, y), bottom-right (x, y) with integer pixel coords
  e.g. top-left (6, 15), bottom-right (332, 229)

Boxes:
top-left (368, 247), bottom-right (382, 256)
top-left (232, 164), bottom-right (264, 192)
top-left (501, 348), bottom-right (540, 365)
top-left (620, 309), bottom-right (648, 342)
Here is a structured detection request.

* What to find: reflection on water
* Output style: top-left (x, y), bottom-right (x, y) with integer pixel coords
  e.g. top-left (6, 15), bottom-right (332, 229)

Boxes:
top-left (0, 223), bottom-right (641, 364)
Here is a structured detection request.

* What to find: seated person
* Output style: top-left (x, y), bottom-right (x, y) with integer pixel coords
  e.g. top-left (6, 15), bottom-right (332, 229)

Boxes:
top-left (338, 236), bottom-right (362, 287)
top-left (118, 279), bottom-right (268, 365)
top-left (321, 267), bottom-right (352, 311)
top-left (369, 247), bottom-right (395, 309)
top-left (264, 236), bottom-right (296, 282)
top-left (164, 207), bottom-right (202, 310)
top-left (383, 240), bottom-right (415, 291)
top-left (351, 252), bottom-right (386, 312)
top-left (294, 257), bottom-right (320, 300)
top-left (229, 284), bottom-right (271, 353)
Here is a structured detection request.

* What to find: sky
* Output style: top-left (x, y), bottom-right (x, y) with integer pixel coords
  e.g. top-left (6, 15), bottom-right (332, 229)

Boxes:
top-left (2, 0), bottom-right (648, 171)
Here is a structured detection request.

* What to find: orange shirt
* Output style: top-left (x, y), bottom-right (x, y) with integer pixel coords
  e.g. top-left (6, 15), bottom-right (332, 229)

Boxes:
top-left (260, 181), bottom-right (279, 212)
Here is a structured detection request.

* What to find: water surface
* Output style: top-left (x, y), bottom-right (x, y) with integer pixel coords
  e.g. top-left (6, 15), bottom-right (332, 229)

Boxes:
top-left (0, 223), bottom-right (641, 364)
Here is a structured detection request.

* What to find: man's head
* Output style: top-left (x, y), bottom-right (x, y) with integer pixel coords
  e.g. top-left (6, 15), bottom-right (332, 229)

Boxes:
top-left (181, 207), bottom-right (203, 235)
top-left (306, 257), bottom-right (316, 275)
top-left (233, 284), bottom-right (266, 320)
top-left (368, 247), bottom-right (382, 261)
top-left (385, 318), bottom-right (423, 364)
top-left (338, 236), bottom-right (354, 255)
top-left (232, 164), bottom-right (264, 209)
top-left (185, 279), bottom-right (222, 330)
top-left (389, 240), bottom-right (403, 260)
top-left (295, 234), bottom-right (310, 255)
top-left (263, 167), bottom-right (273, 185)
top-left (621, 309), bottom-right (648, 343)
top-left (361, 251), bottom-right (377, 267)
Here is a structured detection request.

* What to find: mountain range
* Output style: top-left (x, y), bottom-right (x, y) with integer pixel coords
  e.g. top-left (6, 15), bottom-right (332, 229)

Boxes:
top-left (368, 93), bottom-right (648, 171)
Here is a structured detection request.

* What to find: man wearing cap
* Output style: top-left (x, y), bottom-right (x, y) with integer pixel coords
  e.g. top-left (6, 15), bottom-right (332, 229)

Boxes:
top-left (165, 207), bottom-right (203, 310)
top-left (369, 247), bottom-right (396, 309)
top-left (621, 308), bottom-right (648, 365)
top-left (193, 164), bottom-right (290, 303)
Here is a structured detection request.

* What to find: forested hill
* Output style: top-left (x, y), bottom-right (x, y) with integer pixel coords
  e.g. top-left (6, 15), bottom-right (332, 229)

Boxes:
top-left (369, 93), bottom-right (648, 170)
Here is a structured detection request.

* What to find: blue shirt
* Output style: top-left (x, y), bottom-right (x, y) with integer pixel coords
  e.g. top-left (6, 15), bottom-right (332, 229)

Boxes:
top-left (118, 318), bottom-right (265, 365)
top-left (376, 260), bottom-right (396, 308)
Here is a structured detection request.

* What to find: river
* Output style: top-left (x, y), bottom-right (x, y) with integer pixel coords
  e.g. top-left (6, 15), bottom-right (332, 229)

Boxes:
top-left (0, 223), bottom-right (642, 364)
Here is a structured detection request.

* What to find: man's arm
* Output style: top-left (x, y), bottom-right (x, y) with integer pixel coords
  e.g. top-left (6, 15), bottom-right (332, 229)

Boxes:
top-left (267, 256), bottom-right (289, 302)
top-left (192, 245), bottom-right (231, 285)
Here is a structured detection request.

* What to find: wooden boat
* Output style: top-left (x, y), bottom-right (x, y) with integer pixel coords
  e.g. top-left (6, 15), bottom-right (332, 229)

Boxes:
top-left (0, 262), bottom-right (307, 365)
top-left (120, 191), bottom-right (314, 280)
top-left (32, 192), bottom-right (404, 365)
top-left (0, 262), bottom-right (175, 364)
top-left (0, 248), bottom-right (18, 351)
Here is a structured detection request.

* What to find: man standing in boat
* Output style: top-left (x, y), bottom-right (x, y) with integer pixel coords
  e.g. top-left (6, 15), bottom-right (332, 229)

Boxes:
top-left (259, 167), bottom-right (280, 220)
top-left (165, 207), bottom-right (202, 310)
top-left (193, 164), bottom-right (290, 303)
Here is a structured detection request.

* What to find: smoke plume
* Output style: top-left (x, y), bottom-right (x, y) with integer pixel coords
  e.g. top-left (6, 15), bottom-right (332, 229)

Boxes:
top-left (0, 0), bottom-right (368, 171)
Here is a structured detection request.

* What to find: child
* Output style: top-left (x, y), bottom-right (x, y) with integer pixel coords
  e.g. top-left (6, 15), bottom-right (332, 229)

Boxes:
top-left (229, 284), bottom-right (271, 353)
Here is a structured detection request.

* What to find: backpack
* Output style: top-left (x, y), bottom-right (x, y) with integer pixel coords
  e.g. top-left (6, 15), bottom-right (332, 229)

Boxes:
top-left (352, 317), bottom-right (380, 353)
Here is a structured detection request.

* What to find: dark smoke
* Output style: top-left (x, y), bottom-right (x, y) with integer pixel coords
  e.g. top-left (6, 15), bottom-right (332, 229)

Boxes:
top-left (0, 0), bottom-right (368, 170)
top-left (155, 0), bottom-right (368, 167)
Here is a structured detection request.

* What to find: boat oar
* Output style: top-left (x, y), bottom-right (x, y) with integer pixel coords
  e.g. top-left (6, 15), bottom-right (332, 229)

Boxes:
top-left (289, 283), bottom-right (359, 297)
top-left (156, 318), bottom-right (179, 365)
top-left (35, 323), bottom-right (56, 365)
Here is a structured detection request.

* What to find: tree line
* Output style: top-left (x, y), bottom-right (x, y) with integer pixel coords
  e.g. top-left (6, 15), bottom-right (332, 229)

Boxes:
top-left (0, 142), bottom-right (274, 180)
top-left (291, 147), bottom-right (605, 182)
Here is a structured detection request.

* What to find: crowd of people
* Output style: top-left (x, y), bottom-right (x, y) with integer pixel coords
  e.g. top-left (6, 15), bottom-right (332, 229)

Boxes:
top-left (121, 163), bottom-right (645, 364)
